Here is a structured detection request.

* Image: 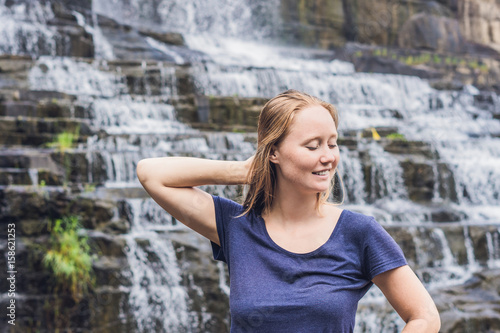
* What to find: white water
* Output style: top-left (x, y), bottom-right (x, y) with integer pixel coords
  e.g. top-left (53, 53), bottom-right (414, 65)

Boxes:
top-left (0, 0), bottom-right (58, 56)
top-left (18, 0), bottom-right (500, 331)
top-left (124, 199), bottom-right (193, 332)
top-left (72, 10), bottom-right (115, 60)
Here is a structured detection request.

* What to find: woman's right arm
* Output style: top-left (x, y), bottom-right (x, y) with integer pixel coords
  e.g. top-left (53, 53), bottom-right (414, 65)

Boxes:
top-left (136, 156), bottom-right (252, 245)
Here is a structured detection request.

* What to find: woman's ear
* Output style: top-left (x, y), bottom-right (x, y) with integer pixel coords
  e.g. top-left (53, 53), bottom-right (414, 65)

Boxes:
top-left (269, 146), bottom-right (279, 164)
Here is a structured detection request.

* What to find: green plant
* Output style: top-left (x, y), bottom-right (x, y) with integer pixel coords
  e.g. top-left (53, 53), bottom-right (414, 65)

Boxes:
top-left (43, 216), bottom-right (95, 302)
top-left (84, 183), bottom-right (96, 193)
top-left (479, 64), bottom-right (489, 73)
top-left (432, 55), bottom-right (441, 64)
top-left (468, 60), bottom-right (479, 69)
top-left (47, 131), bottom-right (77, 152)
top-left (404, 56), bottom-right (414, 66)
top-left (386, 133), bottom-right (407, 141)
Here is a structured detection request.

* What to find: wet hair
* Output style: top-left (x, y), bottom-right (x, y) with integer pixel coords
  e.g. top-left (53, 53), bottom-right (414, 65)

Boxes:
top-left (241, 89), bottom-right (340, 216)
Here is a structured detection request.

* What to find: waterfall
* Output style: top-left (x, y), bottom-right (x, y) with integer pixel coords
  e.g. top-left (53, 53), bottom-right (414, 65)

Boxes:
top-left (28, 56), bottom-right (124, 97)
top-left (16, 0), bottom-right (500, 331)
top-left (338, 148), bottom-right (366, 205)
top-left (92, 0), bottom-right (281, 40)
top-left (124, 199), bottom-right (194, 332)
top-left (72, 10), bottom-right (115, 60)
top-left (0, 0), bottom-right (58, 56)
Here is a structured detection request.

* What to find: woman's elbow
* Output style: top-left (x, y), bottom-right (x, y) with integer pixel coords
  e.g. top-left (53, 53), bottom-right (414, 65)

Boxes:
top-left (429, 311), bottom-right (441, 332)
top-left (409, 308), bottom-right (441, 332)
top-left (136, 158), bottom-right (151, 184)
top-left (426, 300), bottom-right (441, 332)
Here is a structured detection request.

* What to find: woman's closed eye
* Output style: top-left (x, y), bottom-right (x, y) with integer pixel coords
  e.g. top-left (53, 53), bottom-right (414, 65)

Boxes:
top-left (306, 144), bottom-right (337, 150)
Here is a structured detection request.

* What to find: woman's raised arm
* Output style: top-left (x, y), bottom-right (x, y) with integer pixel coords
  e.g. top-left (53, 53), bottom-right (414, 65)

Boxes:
top-left (136, 156), bottom-right (252, 245)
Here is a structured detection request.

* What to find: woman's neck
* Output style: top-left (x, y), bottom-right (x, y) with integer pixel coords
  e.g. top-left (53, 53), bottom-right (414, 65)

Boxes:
top-left (265, 182), bottom-right (323, 229)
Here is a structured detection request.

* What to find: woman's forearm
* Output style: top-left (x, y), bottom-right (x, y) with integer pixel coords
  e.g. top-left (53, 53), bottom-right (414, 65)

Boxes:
top-left (136, 156), bottom-right (251, 187)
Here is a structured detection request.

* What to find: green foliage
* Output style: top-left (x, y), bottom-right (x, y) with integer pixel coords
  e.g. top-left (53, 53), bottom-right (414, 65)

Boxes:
top-left (432, 54), bottom-right (441, 64)
top-left (386, 133), bottom-right (407, 141)
top-left (43, 216), bottom-right (95, 301)
top-left (369, 47), bottom-right (487, 73)
top-left (84, 183), bottom-right (96, 193)
top-left (47, 131), bottom-right (77, 152)
top-left (468, 60), bottom-right (478, 69)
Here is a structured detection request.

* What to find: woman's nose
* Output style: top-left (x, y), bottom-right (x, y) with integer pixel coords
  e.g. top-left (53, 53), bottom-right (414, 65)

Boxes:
top-left (319, 146), bottom-right (336, 164)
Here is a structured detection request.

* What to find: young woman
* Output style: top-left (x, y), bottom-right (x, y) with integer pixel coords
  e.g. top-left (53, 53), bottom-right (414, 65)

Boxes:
top-left (136, 90), bottom-right (440, 332)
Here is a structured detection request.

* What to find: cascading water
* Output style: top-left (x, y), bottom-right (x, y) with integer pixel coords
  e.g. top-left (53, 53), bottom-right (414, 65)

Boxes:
top-left (125, 199), bottom-right (193, 332)
top-left (12, 0), bottom-right (500, 331)
top-left (0, 0), bottom-right (58, 56)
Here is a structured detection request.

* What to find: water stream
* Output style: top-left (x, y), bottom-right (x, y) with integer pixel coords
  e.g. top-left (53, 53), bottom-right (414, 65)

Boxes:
top-left (3, 0), bottom-right (500, 331)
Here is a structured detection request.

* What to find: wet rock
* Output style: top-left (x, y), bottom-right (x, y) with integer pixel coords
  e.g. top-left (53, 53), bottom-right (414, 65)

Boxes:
top-left (434, 269), bottom-right (500, 333)
top-left (0, 154), bottom-right (30, 168)
top-left (280, 0), bottom-right (345, 48)
top-left (0, 100), bottom-right (37, 117)
top-left (101, 218), bottom-right (131, 234)
top-left (67, 197), bottom-right (115, 229)
top-left (89, 286), bottom-right (135, 332)
top-left (18, 219), bottom-right (49, 236)
top-left (177, 95), bottom-right (267, 131)
top-left (93, 256), bottom-right (130, 287)
top-left (139, 29), bottom-right (186, 46)
top-left (400, 160), bottom-right (435, 203)
top-left (437, 163), bottom-right (458, 203)
top-left (38, 169), bottom-right (64, 186)
top-left (0, 168), bottom-right (32, 185)
top-left (170, 230), bottom-right (230, 332)
top-left (383, 140), bottom-right (434, 158)
top-left (50, 151), bottom-right (107, 185)
top-left (88, 231), bottom-right (126, 257)
top-left (430, 209), bottom-right (463, 223)
top-left (469, 226), bottom-right (500, 266)
top-left (56, 25), bottom-right (94, 58)
top-left (0, 55), bottom-right (34, 73)
top-left (398, 13), bottom-right (465, 53)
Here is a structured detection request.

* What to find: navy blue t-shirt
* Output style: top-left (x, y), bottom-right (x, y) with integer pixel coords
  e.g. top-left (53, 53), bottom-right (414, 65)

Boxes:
top-left (210, 195), bottom-right (408, 333)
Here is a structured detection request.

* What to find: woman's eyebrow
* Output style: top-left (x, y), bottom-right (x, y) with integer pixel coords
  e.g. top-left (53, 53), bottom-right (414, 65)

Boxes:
top-left (303, 134), bottom-right (338, 142)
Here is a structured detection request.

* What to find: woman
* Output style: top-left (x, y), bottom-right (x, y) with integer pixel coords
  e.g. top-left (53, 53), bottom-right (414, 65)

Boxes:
top-left (136, 90), bottom-right (440, 332)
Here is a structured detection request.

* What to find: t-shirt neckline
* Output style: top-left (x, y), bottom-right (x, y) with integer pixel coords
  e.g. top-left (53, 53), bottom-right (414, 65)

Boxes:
top-left (257, 209), bottom-right (347, 257)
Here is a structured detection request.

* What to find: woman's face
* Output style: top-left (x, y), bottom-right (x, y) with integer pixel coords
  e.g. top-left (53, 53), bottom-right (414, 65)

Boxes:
top-left (270, 104), bottom-right (339, 195)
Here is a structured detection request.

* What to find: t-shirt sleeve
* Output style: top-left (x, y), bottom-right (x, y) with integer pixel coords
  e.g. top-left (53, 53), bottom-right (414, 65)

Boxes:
top-left (210, 195), bottom-right (243, 263)
top-left (362, 217), bottom-right (408, 280)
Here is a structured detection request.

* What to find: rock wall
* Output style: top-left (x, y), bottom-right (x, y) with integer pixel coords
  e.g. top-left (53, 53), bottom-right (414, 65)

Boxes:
top-left (281, 0), bottom-right (500, 56)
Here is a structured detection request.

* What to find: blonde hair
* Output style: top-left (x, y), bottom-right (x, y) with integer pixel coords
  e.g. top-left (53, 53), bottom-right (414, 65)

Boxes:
top-left (241, 89), bottom-right (340, 216)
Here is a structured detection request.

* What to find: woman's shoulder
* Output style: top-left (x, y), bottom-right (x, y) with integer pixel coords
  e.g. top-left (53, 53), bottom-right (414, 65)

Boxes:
top-left (332, 206), bottom-right (381, 233)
